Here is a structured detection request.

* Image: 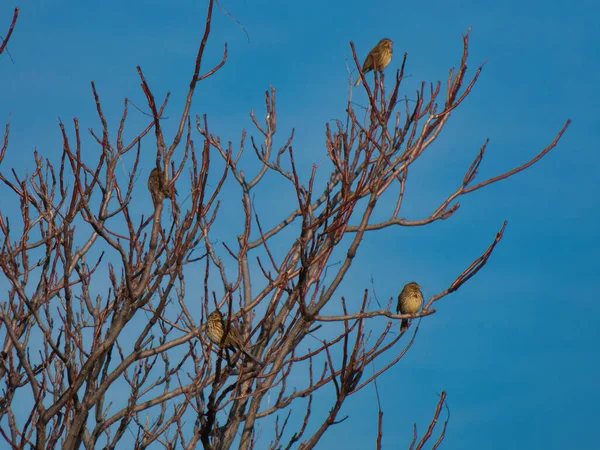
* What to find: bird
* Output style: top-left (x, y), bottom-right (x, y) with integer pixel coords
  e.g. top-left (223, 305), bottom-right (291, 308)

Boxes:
top-left (205, 310), bottom-right (263, 365)
top-left (148, 168), bottom-right (177, 205)
top-left (396, 282), bottom-right (424, 334)
top-left (355, 38), bottom-right (393, 86)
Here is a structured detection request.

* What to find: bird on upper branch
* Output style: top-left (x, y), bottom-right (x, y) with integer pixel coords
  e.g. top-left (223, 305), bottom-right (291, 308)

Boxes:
top-left (355, 38), bottom-right (393, 86)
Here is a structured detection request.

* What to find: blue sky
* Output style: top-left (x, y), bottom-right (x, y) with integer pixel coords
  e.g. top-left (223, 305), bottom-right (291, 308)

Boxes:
top-left (1, 0), bottom-right (598, 448)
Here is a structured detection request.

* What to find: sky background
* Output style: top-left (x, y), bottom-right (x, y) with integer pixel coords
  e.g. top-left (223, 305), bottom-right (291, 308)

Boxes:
top-left (1, 0), bottom-right (598, 448)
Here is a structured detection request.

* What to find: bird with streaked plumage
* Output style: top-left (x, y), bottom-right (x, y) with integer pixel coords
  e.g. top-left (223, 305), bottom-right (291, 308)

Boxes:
top-left (205, 310), bottom-right (263, 365)
top-left (396, 282), bottom-right (423, 334)
top-left (354, 38), bottom-right (393, 86)
top-left (148, 167), bottom-right (177, 205)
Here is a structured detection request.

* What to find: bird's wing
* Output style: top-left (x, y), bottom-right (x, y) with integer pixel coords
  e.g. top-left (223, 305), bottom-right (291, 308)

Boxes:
top-left (362, 53), bottom-right (374, 72)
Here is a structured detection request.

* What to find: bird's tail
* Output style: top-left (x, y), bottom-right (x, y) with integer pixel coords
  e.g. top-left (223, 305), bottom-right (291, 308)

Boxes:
top-left (400, 319), bottom-right (410, 334)
top-left (354, 78), bottom-right (361, 87)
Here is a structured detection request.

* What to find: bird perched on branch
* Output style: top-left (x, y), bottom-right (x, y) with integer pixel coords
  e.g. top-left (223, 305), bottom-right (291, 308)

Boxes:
top-left (354, 38), bottom-right (393, 86)
top-left (148, 167), bottom-right (177, 205)
top-left (205, 310), bottom-right (263, 366)
top-left (396, 282), bottom-right (423, 334)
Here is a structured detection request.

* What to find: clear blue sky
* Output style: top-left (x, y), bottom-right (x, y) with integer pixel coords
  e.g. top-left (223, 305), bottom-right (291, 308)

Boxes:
top-left (1, 0), bottom-right (598, 448)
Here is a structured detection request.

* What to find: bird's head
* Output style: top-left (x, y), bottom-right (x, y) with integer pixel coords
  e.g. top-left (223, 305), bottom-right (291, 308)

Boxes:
top-left (379, 38), bottom-right (393, 49)
top-left (207, 311), bottom-right (223, 322)
top-left (406, 281), bottom-right (421, 291)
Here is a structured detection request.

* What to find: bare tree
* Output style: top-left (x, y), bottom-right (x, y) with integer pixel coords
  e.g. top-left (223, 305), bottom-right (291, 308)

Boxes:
top-left (0, 3), bottom-right (570, 449)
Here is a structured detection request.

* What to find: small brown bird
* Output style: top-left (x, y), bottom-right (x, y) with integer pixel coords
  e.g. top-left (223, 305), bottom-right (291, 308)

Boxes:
top-left (205, 311), bottom-right (262, 365)
top-left (396, 282), bottom-right (424, 334)
top-left (148, 168), bottom-right (177, 205)
top-left (355, 38), bottom-right (393, 86)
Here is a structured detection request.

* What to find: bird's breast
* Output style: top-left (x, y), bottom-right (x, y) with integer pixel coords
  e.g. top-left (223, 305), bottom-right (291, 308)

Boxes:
top-left (401, 293), bottom-right (423, 314)
top-left (381, 52), bottom-right (392, 67)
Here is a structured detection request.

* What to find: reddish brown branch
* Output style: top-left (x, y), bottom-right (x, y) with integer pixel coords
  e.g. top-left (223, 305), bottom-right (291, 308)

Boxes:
top-left (198, 43), bottom-right (228, 81)
top-left (0, 8), bottom-right (18, 57)
top-left (415, 392), bottom-right (448, 450)
top-left (463, 120), bottom-right (571, 194)
top-left (425, 221), bottom-right (507, 310)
